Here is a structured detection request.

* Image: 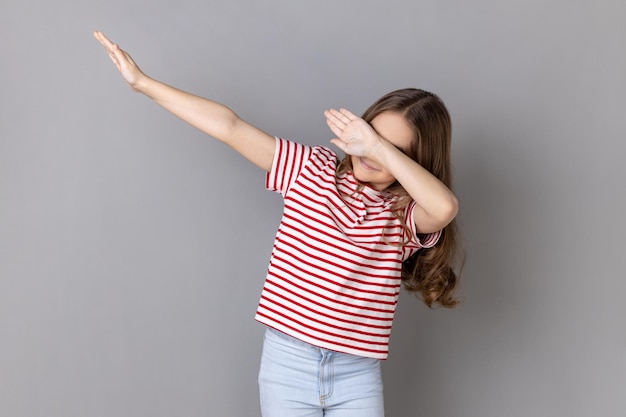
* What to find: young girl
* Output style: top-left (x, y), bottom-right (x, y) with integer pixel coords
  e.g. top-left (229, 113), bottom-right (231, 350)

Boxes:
top-left (94, 31), bottom-right (460, 417)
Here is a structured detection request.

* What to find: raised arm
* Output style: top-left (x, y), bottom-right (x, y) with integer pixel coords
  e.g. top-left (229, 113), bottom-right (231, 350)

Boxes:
top-left (325, 108), bottom-right (458, 234)
top-left (93, 31), bottom-right (276, 172)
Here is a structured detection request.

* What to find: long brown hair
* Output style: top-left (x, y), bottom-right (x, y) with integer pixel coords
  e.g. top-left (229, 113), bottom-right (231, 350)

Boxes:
top-left (336, 88), bottom-right (462, 308)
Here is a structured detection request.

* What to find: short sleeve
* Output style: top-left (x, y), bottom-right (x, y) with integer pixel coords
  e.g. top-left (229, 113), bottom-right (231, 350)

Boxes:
top-left (405, 200), bottom-right (442, 248)
top-left (265, 138), bottom-right (313, 196)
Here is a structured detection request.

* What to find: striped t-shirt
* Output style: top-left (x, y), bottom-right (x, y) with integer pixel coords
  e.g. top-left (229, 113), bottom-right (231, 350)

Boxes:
top-left (255, 138), bottom-right (440, 359)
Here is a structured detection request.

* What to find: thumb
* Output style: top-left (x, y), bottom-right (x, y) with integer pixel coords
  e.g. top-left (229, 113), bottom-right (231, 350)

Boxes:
top-left (330, 138), bottom-right (348, 153)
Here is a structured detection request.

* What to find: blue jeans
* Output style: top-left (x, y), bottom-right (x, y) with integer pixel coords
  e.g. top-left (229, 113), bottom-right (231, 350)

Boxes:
top-left (258, 327), bottom-right (385, 417)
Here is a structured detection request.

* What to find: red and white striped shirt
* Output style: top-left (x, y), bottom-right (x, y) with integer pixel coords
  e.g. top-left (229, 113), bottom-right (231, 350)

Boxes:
top-left (255, 138), bottom-right (440, 359)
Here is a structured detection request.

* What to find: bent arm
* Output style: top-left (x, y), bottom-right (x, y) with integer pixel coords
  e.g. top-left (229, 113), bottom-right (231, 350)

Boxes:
top-left (93, 31), bottom-right (275, 172)
top-left (325, 108), bottom-right (458, 234)
top-left (374, 140), bottom-right (458, 234)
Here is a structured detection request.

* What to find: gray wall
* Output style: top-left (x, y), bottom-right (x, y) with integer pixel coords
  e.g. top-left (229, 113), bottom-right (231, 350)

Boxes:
top-left (1, 0), bottom-right (624, 416)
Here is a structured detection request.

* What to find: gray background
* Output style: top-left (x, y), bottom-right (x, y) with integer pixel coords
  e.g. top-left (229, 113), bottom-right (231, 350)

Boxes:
top-left (1, 0), bottom-right (624, 416)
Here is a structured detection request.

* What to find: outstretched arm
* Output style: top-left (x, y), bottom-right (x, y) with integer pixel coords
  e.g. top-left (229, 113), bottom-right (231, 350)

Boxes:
top-left (93, 31), bottom-right (276, 172)
top-left (325, 108), bottom-right (458, 234)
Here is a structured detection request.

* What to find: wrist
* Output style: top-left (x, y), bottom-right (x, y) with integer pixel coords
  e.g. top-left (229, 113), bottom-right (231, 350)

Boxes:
top-left (370, 136), bottom-right (397, 166)
top-left (133, 74), bottom-right (156, 95)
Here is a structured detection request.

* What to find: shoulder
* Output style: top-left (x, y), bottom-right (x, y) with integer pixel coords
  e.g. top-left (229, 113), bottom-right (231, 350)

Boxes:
top-left (275, 138), bottom-right (339, 172)
top-left (267, 139), bottom-right (340, 194)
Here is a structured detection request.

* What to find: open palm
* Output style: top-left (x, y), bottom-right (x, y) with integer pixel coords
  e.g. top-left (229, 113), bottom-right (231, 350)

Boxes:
top-left (324, 108), bottom-right (382, 158)
top-left (93, 31), bottom-right (146, 91)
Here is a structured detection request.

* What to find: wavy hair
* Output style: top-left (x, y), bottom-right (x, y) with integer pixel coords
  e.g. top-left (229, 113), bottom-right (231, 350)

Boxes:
top-left (336, 88), bottom-right (462, 308)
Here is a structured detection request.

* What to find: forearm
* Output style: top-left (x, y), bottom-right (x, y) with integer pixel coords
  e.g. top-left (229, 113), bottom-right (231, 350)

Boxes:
top-left (377, 140), bottom-right (458, 232)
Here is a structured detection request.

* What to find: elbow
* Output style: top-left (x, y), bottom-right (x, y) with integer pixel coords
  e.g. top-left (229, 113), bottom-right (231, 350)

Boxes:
top-left (219, 114), bottom-right (243, 145)
top-left (416, 195), bottom-right (459, 234)
top-left (439, 195), bottom-right (459, 227)
top-left (449, 194), bottom-right (459, 219)
top-left (413, 195), bottom-right (458, 234)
